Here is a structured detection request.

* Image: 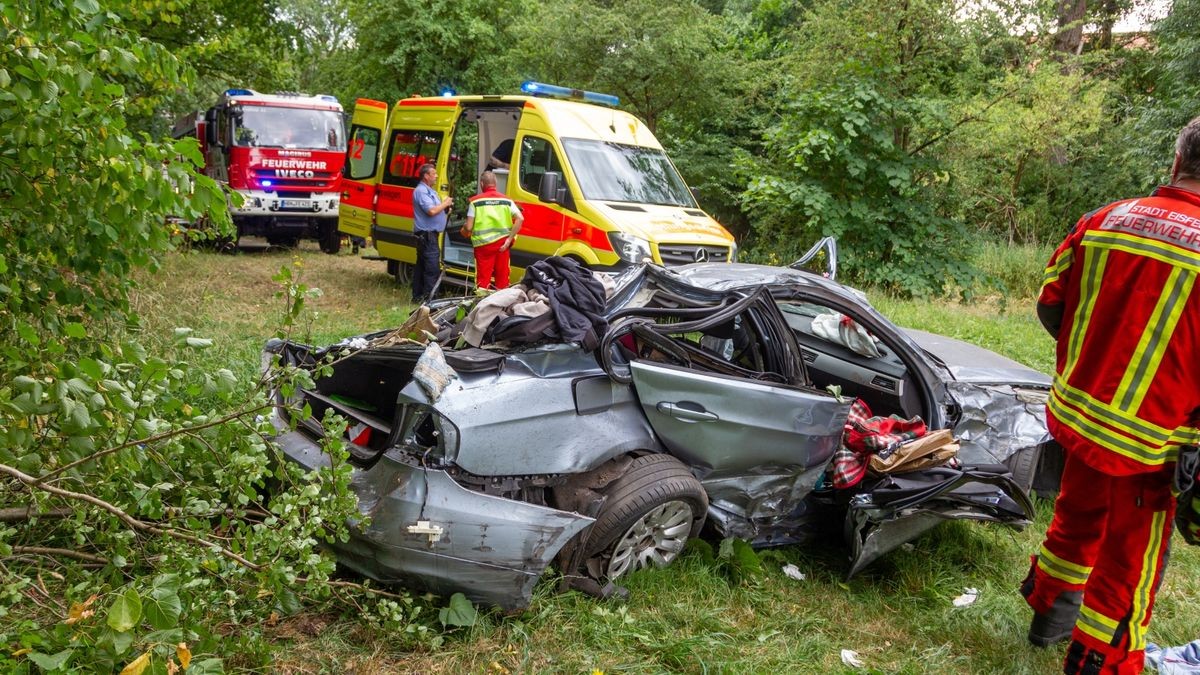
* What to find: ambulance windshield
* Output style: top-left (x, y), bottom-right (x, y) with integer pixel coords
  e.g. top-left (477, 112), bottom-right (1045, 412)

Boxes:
top-left (232, 106), bottom-right (346, 151)
top-left (561, 138), bottom-right (696, 208)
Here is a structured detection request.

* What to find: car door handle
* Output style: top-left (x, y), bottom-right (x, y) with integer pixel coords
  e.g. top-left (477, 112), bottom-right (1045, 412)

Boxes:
top-left (656, 401), bottom-right (718, 422)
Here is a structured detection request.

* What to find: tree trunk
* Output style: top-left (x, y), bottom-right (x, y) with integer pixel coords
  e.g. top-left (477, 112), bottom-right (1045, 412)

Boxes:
top-left (1098, 0), bottom-right (1120, 49)
top-left (1053, 0), bottom-right (1088, 55)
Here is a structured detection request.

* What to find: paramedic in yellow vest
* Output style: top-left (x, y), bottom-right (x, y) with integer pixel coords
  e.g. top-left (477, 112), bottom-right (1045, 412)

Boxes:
top-left (461, 171), bottom-right (523, 290)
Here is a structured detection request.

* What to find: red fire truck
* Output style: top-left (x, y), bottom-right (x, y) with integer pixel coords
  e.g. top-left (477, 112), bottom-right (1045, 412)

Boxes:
top-left (174, 88), bottom-right (347, 252)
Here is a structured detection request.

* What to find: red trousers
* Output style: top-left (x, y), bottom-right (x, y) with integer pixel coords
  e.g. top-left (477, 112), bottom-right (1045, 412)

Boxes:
top-left (1025, 449), bottom-right (1175, 674)
top-left (473, 238), bottom-right (510, 290)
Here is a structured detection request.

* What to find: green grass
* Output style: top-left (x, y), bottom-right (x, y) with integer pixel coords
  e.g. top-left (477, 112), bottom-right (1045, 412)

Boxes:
top-left (133, 243), bottom-right (1200, 673)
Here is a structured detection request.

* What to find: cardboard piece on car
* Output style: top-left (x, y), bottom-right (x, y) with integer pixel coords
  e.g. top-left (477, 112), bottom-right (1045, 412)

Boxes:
top-left (869, 429), bottom-right (959, 475)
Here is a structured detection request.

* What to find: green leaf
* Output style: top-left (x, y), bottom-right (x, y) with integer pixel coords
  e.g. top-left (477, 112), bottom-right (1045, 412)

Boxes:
top-left (28, 649), bottom-right (73, 671)
top-left (60, 399), bottom-right (92, 435)
top-left (16, 322), bottom-right (40, 346)
top-left (438, 592), bottom-right (478, 627)
top-left (144, 585), bottom-right (182, 630)
top-left (106, 587), bottom-right (142, 632)
top-left (64, 322), bottom-right (86, 338)
top-left (107, 627), bottom-right (135, 655)
top-left (78, 357), bottom-right (104, 380)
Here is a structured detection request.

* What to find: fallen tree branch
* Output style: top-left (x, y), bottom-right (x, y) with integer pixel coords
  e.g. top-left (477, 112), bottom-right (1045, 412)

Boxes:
top-left (3, 465), bottom-right (411, 603)
top-left (10, 546), bottom-right (109, 565)
top-left (36, 403), bottom-right (270, 485)
top-left (0, 507), bottom-right (72, 523)
top-left (1, 462), bottom-right (263, 571)
top-left (314, 578), bottom-right (411, 601)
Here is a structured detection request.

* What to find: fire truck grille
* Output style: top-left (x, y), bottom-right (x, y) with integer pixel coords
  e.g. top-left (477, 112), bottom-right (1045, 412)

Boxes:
top-left (657, 244), bottom-right (731, 266)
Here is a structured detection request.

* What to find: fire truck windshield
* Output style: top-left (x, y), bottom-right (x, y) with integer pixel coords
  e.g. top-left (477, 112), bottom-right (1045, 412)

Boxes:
top-left (561, 138), bottom-right (697, 208)
top-left (232, 106), bottom-right (346, 151)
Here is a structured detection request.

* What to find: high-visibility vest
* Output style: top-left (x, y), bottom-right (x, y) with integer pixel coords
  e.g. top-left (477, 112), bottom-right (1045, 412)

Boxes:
top-left (1040, 185), bottom-right (1200, 475)
top-left (468, 190), bottom-right (518, 247)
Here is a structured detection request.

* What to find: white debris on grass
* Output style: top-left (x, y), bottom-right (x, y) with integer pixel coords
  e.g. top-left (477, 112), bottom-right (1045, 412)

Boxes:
top-left (841, 649), bottom-right (864, 668)
top-left (952, 587), bottom-right (979, 607)
top-left (781, 564), bottom-right (806, 581)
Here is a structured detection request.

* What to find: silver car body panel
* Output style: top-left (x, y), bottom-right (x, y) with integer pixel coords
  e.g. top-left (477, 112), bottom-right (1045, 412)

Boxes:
top-left (947, 380), bottom-right (1053, 468)
top-left (902, 328), bottom-right (1051, 387)
top-left (405, 350), bottom-right (662, 477)
top-left (275, 429), bottom-right (593, 610)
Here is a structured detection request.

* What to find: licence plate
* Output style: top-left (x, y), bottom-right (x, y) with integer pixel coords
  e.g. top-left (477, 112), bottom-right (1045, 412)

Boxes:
top-left (280, 199), bottom-right (310, 209)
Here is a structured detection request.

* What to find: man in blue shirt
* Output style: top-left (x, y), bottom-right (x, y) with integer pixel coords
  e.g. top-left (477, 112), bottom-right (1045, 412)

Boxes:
top-left (411, 163), bottom-right (453, 302)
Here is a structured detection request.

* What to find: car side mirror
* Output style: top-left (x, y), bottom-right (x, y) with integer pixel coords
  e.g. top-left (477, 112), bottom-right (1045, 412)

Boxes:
top-left (539, 171), bottom-right (566, 205)
top-left (204, 107), bottom-right (219, 147)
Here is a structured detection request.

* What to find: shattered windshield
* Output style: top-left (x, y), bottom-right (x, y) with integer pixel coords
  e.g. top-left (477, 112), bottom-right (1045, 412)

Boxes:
top-left (561, 138), bottom-right (696, 207)
top-left (233, 105), bottom-right (346, 151)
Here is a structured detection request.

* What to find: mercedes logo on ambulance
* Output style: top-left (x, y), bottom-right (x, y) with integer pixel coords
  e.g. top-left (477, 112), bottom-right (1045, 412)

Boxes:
top-left (694, 248), bottom-right (709, 263)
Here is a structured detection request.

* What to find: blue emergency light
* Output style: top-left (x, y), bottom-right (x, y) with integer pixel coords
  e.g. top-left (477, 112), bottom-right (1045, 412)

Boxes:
top-left (520, 81), bottom-right (620, 108)
top-left (440, 87), bottom-right (457, 97)
top-left (224, 88), bottom-right (253, 97)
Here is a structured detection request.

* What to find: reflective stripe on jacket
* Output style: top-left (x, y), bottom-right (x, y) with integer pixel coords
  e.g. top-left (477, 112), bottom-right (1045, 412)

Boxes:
top-left (468, 190), bottom-right (518, 247)
top-left (1039, 185), bottom-right (1200, 475)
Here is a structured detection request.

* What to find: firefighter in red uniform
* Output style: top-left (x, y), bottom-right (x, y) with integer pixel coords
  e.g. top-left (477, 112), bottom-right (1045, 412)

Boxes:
top-left (1022, 116), bottom-right (1200, 674)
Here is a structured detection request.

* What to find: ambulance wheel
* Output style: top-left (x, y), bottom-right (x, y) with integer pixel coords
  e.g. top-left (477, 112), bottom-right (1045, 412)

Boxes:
top-left (391, 262), bottom-right (413, 285)
top-left (583, 454), bottom-right (707, 580)
top-left (319, 224), bottom-right (341, 254)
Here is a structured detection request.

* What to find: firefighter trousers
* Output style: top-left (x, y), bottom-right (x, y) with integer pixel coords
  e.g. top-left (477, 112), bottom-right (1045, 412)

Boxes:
top-left (472, 238), bottom-right (510, 291)
top-left (1024, 449), bottom-right (1175, 674)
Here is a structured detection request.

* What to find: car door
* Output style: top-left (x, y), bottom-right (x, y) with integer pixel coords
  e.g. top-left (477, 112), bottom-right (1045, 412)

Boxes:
top-left (630, 360), bottom-right (851, 475)
top-left (339, 98), bottom-right (388, 240)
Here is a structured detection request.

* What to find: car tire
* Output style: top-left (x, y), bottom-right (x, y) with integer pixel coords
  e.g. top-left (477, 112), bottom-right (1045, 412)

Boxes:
top-left (1005, 444), bottom-right (1042, 495)
top-left (583, 453), bottom-right (707, 580)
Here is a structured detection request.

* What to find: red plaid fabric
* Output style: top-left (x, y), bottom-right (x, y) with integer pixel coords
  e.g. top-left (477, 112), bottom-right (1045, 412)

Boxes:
top-left (831, 399), bottom-right (927, 489)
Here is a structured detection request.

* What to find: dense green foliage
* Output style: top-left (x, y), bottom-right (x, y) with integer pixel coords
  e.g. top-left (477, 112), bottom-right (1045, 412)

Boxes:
top-left (253, 0), bottom-right (1198, 293)
top-left (0, 2), bottom-right (376, 671)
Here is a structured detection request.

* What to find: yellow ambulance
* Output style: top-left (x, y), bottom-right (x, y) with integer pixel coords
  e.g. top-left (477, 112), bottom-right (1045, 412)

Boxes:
top-left (339, 82), bottom-right (736, 287)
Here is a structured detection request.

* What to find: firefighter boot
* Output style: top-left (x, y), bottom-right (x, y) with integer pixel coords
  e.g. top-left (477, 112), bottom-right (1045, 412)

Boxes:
top-left (1021, 558), bottom-right (1083, 647)
top-left (1063, 639), bottom-right (1120, 675)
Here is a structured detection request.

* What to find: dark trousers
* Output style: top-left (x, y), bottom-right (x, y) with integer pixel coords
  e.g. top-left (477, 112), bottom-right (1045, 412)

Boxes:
top-left (412, 230), bottom-right (441, 301)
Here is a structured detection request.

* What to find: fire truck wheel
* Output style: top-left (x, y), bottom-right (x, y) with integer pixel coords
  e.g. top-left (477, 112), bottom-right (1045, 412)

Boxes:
top-left (319, 224), bottom-right (341, 254)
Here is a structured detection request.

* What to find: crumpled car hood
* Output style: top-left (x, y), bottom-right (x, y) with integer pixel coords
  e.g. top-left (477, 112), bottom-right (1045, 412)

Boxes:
top-left (903, 328), bottom-right (1050, 387)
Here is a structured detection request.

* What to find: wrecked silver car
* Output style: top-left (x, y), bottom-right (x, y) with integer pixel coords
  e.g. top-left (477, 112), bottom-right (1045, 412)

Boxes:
top-left (266, 255), bottom-right (1054, 609)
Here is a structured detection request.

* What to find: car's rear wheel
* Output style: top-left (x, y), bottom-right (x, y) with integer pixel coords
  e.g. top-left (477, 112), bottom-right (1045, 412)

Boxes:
top-left (583, 453), bottom-right (707, 580)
